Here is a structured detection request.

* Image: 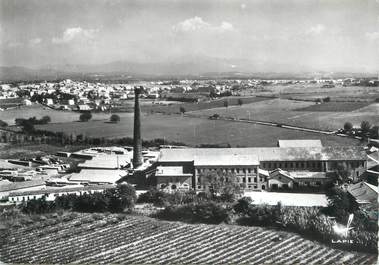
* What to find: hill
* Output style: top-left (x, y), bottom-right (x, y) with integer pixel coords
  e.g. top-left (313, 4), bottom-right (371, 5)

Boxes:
top-left (0, 213), bottom-right (376, 264)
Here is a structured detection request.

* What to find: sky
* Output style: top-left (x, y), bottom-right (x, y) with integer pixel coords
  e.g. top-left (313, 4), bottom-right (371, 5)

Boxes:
top-left (0, 0), bottom-right (378, 73)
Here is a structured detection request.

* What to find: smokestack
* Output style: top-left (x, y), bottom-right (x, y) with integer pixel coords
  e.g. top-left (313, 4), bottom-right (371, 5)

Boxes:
top-left (133, 86), bottom-right (143, 169)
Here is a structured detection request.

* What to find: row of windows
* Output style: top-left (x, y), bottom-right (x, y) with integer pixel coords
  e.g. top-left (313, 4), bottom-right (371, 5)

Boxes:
top-left (262, 161), bottom-right (364, 170)
top-left (197, 176), bottom-right (267, 184)
top-left (197, 184), bottom-right (266, 190)
top-left (196, 167), bottom-right (257, 174)
top-left (262, 161), bottom-right (323, 170)
top-left (10, 195), bottom-right (38, 202)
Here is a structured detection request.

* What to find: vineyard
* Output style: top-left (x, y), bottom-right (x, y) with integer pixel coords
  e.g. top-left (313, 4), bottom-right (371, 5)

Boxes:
top-left (0, 213), bottom-right (377, 264)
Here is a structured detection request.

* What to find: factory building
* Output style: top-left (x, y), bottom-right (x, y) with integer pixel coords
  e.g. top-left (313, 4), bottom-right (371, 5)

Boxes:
top-left (155, 144), bottom-right (367, 192)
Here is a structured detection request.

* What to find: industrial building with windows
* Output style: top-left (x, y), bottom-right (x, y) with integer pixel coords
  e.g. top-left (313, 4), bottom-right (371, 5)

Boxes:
top-left (155, 142), bottom-right (367, 192)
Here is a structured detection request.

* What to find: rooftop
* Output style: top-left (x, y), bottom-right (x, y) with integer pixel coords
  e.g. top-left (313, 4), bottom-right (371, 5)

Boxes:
top-left (289, 171), bottom-right (328, 179)
top-left (0, 159), bottom-right (30, 169)
top-left (347, 182), bottom-right (378, 204)
top-left (0, 179), bottom-right (46, 193)
top-left (159, 146), bottom-right (366, 163)
top-left (78, 154), bottom-right (131, 169)
top-left (68, 169), bottom-right (127, 184)
top-left (9, 184), bottom-right (115, 197)
top-left (194, 154), bottom-right (259, 166)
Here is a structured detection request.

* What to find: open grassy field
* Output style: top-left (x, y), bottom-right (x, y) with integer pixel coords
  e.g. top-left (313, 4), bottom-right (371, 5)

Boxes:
top-left (36, 112), bottom-right (359, 147)
top-left (191, 99), bottom-right (379, 131)
top-left (295, 102), bottom-right (372, 112)
top-left (246, 84), bottom-right (379, 102)
top-left (1, 213), bottom-right (376, 264)
top-left (141, 96), bottom-right (270, 114)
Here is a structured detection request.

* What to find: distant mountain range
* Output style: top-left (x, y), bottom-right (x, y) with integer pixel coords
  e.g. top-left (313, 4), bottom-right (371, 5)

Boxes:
top-left (0, 57), bottom-right (376, 82)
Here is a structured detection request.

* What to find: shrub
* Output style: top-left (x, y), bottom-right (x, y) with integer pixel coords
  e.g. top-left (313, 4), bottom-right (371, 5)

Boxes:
top-left (155, 202), bottom-right (231, 224)
top-left (0, 120), bottom-right (8, 127)
top-left (110, 114), bottom-right (120, 123)
top-left (79, 112), bottom-right (92, 122)
top-left (137, 189), bottom-right (197, 207)
top-left (21, 197), bottom-right (56, 214)
top-left (360, 120), bottom-right (371, 133)
top-left (41, 115), bottom-right (51, 124)
top-left (343, 122), bottom-right (353, 132)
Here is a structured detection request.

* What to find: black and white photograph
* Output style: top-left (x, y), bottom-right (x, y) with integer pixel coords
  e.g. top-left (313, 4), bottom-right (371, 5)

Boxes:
top-left (0, 0), bottom-right (378, 264)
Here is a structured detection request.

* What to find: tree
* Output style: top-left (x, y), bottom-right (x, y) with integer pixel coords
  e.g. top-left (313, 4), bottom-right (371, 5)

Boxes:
top-left (323, 187), bottom-right (359, 223)
top-left (41, 115), bottom-right (51, 124)
top-left (370, 125), bottom-right (379, 139)
top-left (360, 120), bottom-right (371, 133)
top-left (238, 98), bottom-right (243, 106)
top-left (79, 112), bottom-right (92, 122)
top-left (224, 100), bottom-right (229, 108)
top-left (199, 169), bottom-right (242, 201)
top-left (110, 114), bottom-right (120, 123)
top-left (105, 184), bottom-right (137, 212)
top-left (335, 163), bottom-right (351, 183)
top-left (234, 196), bottom-right (253, 215)
top-left (343, 122), bottom-right (353, 132)
top-left (179, 106), bottom-right (186, 114)
top-left (0, 120), bottom-right (8, 127)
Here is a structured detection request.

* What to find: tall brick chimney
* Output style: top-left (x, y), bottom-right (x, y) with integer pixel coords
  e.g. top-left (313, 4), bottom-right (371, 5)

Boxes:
top-left (132, 86), bottom-right (143, 169)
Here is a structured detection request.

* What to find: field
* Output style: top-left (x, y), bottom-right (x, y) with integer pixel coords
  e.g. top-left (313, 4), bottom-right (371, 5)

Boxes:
top-left (141, 96), bottom-right (270, 114)
top-left (295, 102), bottom-right (372, 112)
top-left (244, 84), bottom-right (379, 102)
top-left (191, 99), bottom-right (379, 131)
top-left (36, 113), bottom-right (359, 147)
top-left (2, 90), bottom-right (377, 147)
top-left (0, 213), bottom-right (376, 264)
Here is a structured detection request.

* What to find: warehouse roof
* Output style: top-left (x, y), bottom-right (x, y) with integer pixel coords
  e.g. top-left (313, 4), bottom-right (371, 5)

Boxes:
top-left (277, 139), bottom-right (322, 148)
top-left (69, 169), bottom-right (127, 184)
top-left (194, 154), bottom-right (259, 166)
top-left (158, 146), bottom-right (366, 163)
top-left (347, 182), bottom-right (378, 204)
top-left (0, 179), bottom-right (46, 193)
top-left (289, 171), bottom-right (328, 179)
top-left (78, 154), bottom-right (131, 169)
top-left (0, 159), bottom-right (30, 169)
top-left (9, 184), bottom-right (114, 197)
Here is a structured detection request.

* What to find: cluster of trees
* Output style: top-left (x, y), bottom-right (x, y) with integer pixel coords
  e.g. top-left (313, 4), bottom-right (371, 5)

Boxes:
top-left (15, 116), bottom-right (51, 133)
top-left (343, 121), bottom-right (378, 139)
top-left (0, 120), bottom-right (8, 127)
top-left (0, 127), bottom-right (186, 149)
top-left (30, 91), bottom-right (76, 104)
top-left (137, 187), bottom-right (238, 208)
top-left (209, 90), bottom-right (232, 98)
top-left (79, 112), bottom-right (121, 123)
top-left (22, 184), bottom-right (136, 214)
top-left (144, 184), bottom-right (377, 253)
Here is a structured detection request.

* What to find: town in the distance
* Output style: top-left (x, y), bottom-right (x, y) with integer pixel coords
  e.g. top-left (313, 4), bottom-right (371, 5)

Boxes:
top-left (0, 75), bottom-right (378, 263)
